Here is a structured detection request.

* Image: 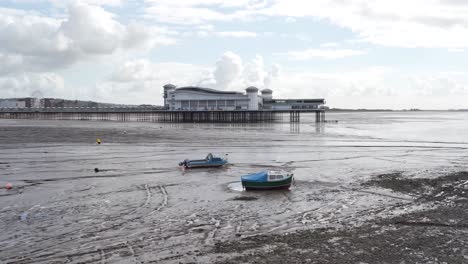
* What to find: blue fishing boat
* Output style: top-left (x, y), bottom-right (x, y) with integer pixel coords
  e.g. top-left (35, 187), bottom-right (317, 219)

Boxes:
top-left (179, 153), bottom-right (228, 168)
top-left (241, 171), bottom-right (294, 190)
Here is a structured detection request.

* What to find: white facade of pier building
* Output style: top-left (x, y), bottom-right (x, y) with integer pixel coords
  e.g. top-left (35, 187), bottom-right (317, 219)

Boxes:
top-left (163, 84), bottom-right (325, 111)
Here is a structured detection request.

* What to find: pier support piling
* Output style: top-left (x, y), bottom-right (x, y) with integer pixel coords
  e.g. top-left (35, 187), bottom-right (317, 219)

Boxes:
top-left (0, 109), bottom-right (325, 123)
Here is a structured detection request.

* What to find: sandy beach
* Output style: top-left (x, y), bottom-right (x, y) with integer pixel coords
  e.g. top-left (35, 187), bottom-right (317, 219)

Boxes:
top-left (0, 112), bottom-right (467, 263)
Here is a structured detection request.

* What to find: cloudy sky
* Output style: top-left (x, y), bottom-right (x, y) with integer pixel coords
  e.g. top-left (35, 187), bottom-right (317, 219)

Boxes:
top-left (1, 0), bottom-right (468, 109)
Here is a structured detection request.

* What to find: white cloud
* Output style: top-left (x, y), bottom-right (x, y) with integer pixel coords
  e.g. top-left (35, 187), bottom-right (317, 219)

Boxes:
top-left (144, 5), bottom-right (229, 25)
top-left (271, 66), bottom-right (395, 99)
top-left (101, 60), bottom-right (211, 104)
top-left (108, 60), bottom-right (211, 84)
top-left (409, 74), bottom-right (468, 96)
top-left (264, 63), bottom-right (280, 88)
top-left (143, 0), bottom-right (264, 25)
top-left (0, 53), bottom-right (24, 75)
top-left (212, 51), bottom-right (244, 89)
top-left (0, 3), bottom-right (176, 74)
top-left (284, 48), bottom-right (366, 60)
top-left (141, 0), bottom-right (468, 48)
top-left (101, 52), bottom-right (281, 104)
top-left (243, 55), bottom-right (267, 87)
top-left (123, 22), bottom-right (177, 49)
top-left (60, 3), bottom-right (125, 54)
top-left (0, 72), bottom-right (65, 98)
top-left (99, 58), bottom-right (468, 108)
top-left (207, 52), bottom-right (280, 90)
top-left (260, 0), bottom-right (468, 48)
top-left (0, 2), bottom-right (178, 100)
top-left (266, 66), bottom-right (468, 109)
top-left (109, 59), bottom-right (159, 83)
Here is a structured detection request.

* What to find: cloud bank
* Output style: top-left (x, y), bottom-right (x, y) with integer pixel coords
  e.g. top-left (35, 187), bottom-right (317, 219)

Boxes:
top-left (101, 51), bottom-right (281, 103)
top-left (0, 3), bottom-right (174, 73)
top-left (143, 0), bottom-right (468, 48)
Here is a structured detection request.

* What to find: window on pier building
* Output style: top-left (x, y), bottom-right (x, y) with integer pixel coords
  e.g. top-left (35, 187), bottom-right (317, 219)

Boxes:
top-left (199, 100), bottom-right (208, 108)
top-left (217, 100), bottom-right (227, 107)
top-left (189, 100), bottom-right (198, 109)
top-left (208, 100), bottom-right (216, 108)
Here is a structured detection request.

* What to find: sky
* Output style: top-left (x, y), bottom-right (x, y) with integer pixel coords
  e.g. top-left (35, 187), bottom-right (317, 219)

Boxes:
top-left (0, 0), bottom-right (468, 109)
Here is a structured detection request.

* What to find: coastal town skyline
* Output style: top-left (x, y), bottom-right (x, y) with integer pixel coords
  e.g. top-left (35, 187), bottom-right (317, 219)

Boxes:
top-left (1, 0), bottom-right (468, 109)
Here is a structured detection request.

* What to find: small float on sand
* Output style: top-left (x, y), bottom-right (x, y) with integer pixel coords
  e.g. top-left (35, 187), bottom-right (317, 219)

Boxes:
top-left (241, 171), bottom-right (294, 191)
top-left (179, 153), bottom-right (228, 169)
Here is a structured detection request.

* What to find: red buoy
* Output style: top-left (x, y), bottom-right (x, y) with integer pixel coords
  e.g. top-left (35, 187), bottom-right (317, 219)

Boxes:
top-left (6, 183), bottom-right (12, 190)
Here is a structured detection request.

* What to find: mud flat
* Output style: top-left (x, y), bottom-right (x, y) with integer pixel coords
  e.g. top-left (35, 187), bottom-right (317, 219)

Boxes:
top-left (1, 113), bottom-right (468, 263)
top-left (212, 172), bottom-right (468, 263)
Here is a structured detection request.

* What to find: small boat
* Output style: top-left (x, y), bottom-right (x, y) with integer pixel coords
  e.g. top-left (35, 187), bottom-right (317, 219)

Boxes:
top-left (179, 153), bottom-right (228, 168)
top-left (241, 171), bottom-right (294, 190)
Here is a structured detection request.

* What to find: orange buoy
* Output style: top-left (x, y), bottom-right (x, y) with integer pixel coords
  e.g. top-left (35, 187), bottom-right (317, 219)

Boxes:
top-left (6, 183), bottom-right (12, 190)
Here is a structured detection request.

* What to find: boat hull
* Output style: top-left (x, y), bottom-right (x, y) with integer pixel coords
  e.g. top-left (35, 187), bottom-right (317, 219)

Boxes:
top-left (179, 153), bottom-right (228, 169)
top-left (185, 162), bottom-right (226, 168)
top-left (182, 159), bottom-right (227, 168)
top-left (242, 176), bottom-right (293, 190)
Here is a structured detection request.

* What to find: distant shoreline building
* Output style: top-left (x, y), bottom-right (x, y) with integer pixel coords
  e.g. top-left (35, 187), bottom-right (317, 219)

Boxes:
top-left (163, 84), bottom-right (326, 111)
top-left (0, 98), bottom-right (39, 108)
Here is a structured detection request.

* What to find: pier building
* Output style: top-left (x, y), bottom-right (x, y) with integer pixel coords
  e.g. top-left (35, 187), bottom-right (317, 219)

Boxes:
top-left (163, 84), bottom-right (325, 111)
top-left (0, 85), bottom-right (327, 123)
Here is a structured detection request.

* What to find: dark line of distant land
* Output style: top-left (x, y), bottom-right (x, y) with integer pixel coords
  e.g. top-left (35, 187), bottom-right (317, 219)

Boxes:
top-left (327, 108), bottom-right (468, 112)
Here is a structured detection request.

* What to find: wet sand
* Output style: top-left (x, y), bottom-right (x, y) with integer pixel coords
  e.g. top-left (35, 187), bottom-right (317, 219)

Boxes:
top-left (214, 172), bottom-right (468, 263)
top-left (1, 112), bottom-right (468, 263)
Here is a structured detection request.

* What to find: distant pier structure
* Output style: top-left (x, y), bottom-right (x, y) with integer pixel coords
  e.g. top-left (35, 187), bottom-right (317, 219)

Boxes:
top-left (0, 108), bottom-right (325, 123)
top-left (0, 85), bottom-right (327, 123)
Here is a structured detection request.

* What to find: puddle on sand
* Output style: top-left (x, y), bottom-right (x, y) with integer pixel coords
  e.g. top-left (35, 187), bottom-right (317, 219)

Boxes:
top-left (227, 181), bottom-right (244, 192)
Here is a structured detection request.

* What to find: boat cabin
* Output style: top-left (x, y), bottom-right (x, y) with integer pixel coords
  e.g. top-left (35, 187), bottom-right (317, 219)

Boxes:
top-left (268, 171), bottom-right (292, 182)
top-left (205, 153), bottom-right (225, 162)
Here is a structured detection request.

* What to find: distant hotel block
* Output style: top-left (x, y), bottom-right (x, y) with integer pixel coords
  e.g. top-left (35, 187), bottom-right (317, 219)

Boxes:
top-left (163, 84), bottom-right (325, 111)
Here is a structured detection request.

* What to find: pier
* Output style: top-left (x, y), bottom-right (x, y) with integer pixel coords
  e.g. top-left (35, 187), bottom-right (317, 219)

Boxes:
top-left (0, 108), bottom-right (326, 123)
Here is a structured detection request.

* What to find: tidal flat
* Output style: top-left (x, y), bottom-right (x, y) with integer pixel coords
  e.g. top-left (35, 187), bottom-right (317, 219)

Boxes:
top-left (0, 112), bottom-right (467, 263)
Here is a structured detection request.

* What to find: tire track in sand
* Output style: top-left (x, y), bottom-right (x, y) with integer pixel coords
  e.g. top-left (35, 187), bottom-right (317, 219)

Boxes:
top-left (6, 184), bottom-right (170, 263)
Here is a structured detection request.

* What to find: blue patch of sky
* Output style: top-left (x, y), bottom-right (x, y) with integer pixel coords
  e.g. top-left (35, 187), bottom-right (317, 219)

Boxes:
top-left (0, 1), bottom-right (139, 20)
top-left (0, 1), bottom-right (51, 13)
top-left (104, 1), bottom-right (143, 21)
